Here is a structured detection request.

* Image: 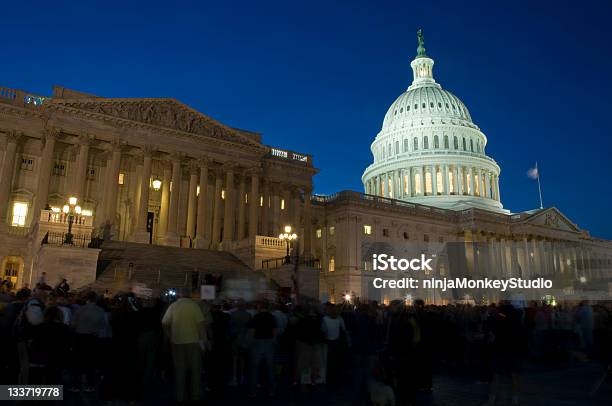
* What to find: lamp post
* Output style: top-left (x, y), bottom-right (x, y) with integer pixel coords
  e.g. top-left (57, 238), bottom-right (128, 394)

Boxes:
top-left (62, 196), bottom-right (81, 245)
top-left (279, 225), bottom-right (297, 264)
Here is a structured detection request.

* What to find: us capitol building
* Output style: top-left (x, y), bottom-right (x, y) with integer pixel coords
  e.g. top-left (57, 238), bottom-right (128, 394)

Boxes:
top-left (1, 32), bottom-right (610, 303)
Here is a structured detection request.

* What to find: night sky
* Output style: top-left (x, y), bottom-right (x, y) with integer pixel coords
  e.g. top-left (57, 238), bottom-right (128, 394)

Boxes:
top-left (3, 1), bottom-right (611, 238)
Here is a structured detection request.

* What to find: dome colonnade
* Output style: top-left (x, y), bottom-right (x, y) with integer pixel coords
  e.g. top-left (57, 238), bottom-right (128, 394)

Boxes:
top-left (362, 30), bottom-right (504, 212)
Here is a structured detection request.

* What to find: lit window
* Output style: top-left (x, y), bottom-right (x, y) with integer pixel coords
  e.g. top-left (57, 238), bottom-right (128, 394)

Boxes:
top-left (329, 226), bottom-right (335, 236)
top-left (245, 193), bottom-right (248, 204)
top-left (118, 173), bottom-right (125, 185)
top-left (425, 171), bottom-right (433, 195)
top-left (87, 167), bottom-right (96, 180)
top-left (329, 256), bottom-right (335, 272)
top-left (449, 170), bottom-right (455, 194)
top-left (20, 157), bottom-right (34, 171)
top-left (221, 190), bottom-right (225, 199)
top-left (281, 199), bottom-right (285, 210)
top-left (414, 173), bottom-right (422, 195)
top-left (388, 177), bottom-right (393, 198)
top-left (436, 171), bottom-right (443, 194)
top-left (316, 228), bottom-right (322, 239)
top-left (196, 185), bottom-right (200, 196)
top-left (53, 162), bottom-right (66, 176)
top-left (260, 196), bottom-right (264, 207)
top-left (11, 202), bottom-right (28, 227)
top-left (404, 174), bottom-right (409, 194)
top-left (363, 225), bottom-right (372, 235)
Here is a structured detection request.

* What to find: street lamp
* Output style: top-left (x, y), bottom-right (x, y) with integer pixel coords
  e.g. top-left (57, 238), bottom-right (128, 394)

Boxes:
top-left (278, 225), bottom-right (298, 264)
top-left (152, 178), bottom-right (162, 191)
top-left (62, 196), bottom-right (81, 245)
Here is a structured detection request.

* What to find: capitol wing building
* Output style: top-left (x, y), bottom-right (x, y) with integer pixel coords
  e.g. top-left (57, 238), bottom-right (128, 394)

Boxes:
top-left (0, 33), bottom-right (611, 303)
top-left (313, 35), bottom-right (611, 304)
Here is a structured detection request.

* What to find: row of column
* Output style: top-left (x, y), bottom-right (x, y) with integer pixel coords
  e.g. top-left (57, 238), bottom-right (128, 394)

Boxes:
top-left (125, 152), bottom-right (312, 253)
top-left (366, 165), bottom-right (500, 201)
top-left (471, 234), bottom-right (596, 281)
top-left (0, 131), bottom-right (313, 255)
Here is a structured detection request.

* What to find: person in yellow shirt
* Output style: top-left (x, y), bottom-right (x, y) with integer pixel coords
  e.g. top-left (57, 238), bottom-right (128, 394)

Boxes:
top-left (162, 289), bottom-right (208, 403)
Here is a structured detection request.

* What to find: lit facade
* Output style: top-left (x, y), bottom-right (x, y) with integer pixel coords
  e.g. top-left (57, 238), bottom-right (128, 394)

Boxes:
top-left (0, 85), bottom-right (316, 289)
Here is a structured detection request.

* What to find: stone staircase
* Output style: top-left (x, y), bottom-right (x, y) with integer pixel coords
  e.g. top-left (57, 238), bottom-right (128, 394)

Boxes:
top-left (90, 241), bottom-right (276, 300)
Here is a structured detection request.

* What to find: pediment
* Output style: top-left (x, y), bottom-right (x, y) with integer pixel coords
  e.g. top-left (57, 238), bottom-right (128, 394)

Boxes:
top-left (51, 98), bottom-right (262, 148)
top-left (522, 207), bottom-right (580, 233)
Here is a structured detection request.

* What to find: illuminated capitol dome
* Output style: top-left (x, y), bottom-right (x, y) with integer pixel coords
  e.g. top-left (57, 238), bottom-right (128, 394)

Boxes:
top-left (362, 30), bottom-right (505, 212)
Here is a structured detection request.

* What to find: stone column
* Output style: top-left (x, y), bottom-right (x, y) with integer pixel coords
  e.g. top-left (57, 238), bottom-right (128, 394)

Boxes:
top-left (0, 131), bottom-right (20, 224)
top-left (248, 169), bottom-right (260, 238)
top-left (185, 163), bottom-right (198, 239)
top-left (271, 183), bottom-right (281, 236)
top-left (494, 175), bottom-right (500, 201)
top-left (211, 169), bottom-right (223, 248)
top-left (282, 187), bottom-right (292, 224)
top-left (431, 165), bottom-right (438, 196)
top-left (133, 146), bottom-right (153, 243)
top-left (261, 179), bottom-right (270, 236)
top-left (74, 134), bottom-right (93, 202)
top-left (158, 166), bottom-right (171, 239)
top-left (292, 188), bottom-right (301, 230)
top-left (33, 129), bottom-right (58, 219)
top-left (237, 172), bottom-right (246, 240)
top-left (442, 164), bottom-right (449, 195)
top-left (194, 159), bottom-right (209, 248)
top-left (222, 165), bottom-right (235, 244)
top-left (303, 187), bottom-right (312, 257)
top-left (164, 156), bottom-right (182, 246)
top-left (405, 168), bottom-right (412, 197)
top-left (452, 165), bottom-right (459, 195)
top-left (102, 139), bottom-right (122, 228)
top-left (468, 167), bottom-right (475, 196)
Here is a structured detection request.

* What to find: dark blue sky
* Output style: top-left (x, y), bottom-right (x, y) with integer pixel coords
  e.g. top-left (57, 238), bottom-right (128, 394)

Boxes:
top-left (3, 1), bottom-right (612, 238)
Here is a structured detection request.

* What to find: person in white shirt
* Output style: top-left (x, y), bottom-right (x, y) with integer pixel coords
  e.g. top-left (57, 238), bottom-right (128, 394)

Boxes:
top-left (321, 303), bottom-right (348, 385)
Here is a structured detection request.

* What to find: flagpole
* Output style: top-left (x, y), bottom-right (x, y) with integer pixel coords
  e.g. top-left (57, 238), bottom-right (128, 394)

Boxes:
top-left (536, 161), bottom-right (543, 209)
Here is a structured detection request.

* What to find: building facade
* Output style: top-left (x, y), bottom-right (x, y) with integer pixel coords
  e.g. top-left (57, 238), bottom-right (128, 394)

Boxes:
top-left (317, 33), bottom-right (611, 304)
top-left (1, 33), bottom-right (610, 303)
top-left (0, 85), bottom-right (316, 289)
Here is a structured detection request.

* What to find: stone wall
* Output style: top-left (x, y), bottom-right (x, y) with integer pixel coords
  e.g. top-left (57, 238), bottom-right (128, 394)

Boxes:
top-left (34, 245), bottom-right (100, 289)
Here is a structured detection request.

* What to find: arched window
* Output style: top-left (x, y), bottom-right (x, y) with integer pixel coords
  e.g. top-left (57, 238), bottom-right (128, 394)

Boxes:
top-left (453, 136), bottom-right (458, 149)
top-left (462, 137), bottom-right (467, 151)
top-left (470, 139), bottom-right (474, 152)
top-left (413, 137), bottom-right (419, 151)
top-left (434, 135), bottom-right (439, 149)
top-left (423, 136), bottom-right (429, 149)
top-left (388, 143), bottom-right (391, 156)
top-left (400, 107), bottom-right (403, 113)
top-left (404, 139), bottom-right (409, 152)
top-left (407, 105), bottom-right (410, 111)
top-left (444, 135), bottom-right (449, 149)
top-left (395, 141), bottom-right (399, 154)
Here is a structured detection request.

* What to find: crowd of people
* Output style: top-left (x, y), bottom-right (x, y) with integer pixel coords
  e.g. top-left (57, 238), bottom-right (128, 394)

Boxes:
top-left (0, 284), bottom-right (610, 405)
